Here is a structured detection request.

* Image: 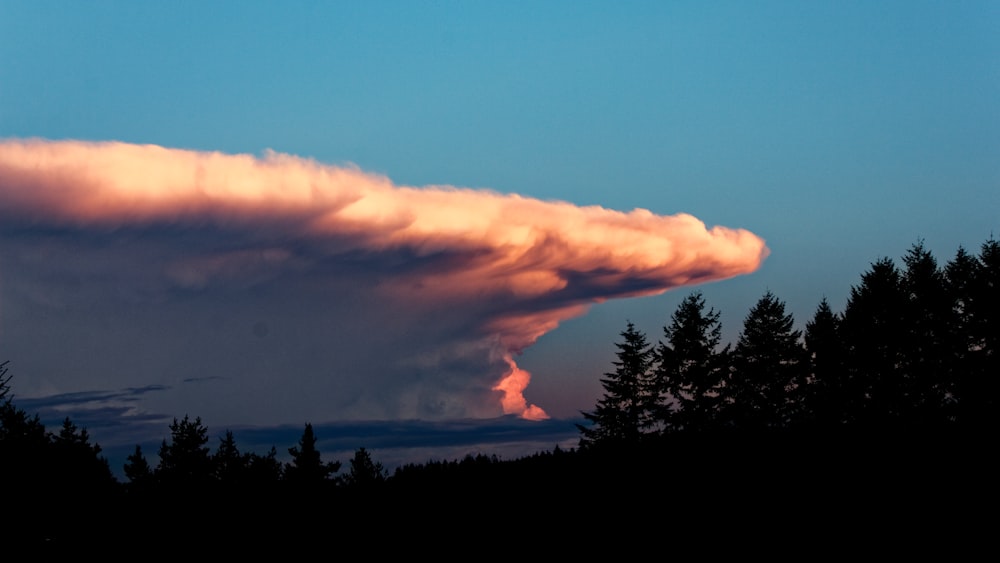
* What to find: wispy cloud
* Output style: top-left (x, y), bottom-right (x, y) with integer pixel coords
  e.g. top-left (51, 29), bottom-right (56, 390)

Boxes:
top-left (0, 138), bottom-right (768, 425)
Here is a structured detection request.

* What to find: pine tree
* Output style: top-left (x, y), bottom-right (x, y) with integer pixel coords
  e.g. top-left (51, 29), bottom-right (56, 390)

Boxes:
top-left (342, 447), bottom-right (387, 489)
top-left (654, 292), bottom-right (729, 433)
top-left (49, 416), bottom-right (116, 490)
top-left (577, 321), bottom-right (656, 449)
top-left (213, 430), bottom-right (245, 484)
top-left (245, 446), bottom-right (284, 484)
top-left (841, 257), bottom-right (907, 424)
top-left (156, 415), bottom-right (213, 489)
top-left (725, 291), bottom-right (807, 429)
top-left (944, 245), bottom-right (980, 424)
top-left (0, 361), bottom-right (49, 485)
top-left (959, 238), bottom-right (1000, 428)
top-left (803, 298), bottom-right (847, 426)
top-left (897, 241), bottom-right (959, 424)
top-left (123, 444), bottom-right (154, 492)
top-left (284, 423), bottom-right (341, 484)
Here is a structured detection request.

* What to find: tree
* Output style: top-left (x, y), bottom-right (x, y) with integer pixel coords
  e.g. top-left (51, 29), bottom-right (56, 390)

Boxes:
top-left (245, 446), bottom-right (283, 484)
top-left (284, 423), bottom-right (341, 485)
top-left (577, 321), bottom-right (656, 449)
top-left (0, 361), bottom-right (50, 485)
top-left (342, 447), bottom-right (387, 489)
top-left (123, 444), bottom-right (154, 491)
top-left (0, 360), bottom-right (47, 447)
top-left (724, 291), bottom-right (807, 429)
top-left (213, 430), bottom-right (246, 484)
top-left (955, 238), bottom-right (1000, 428)
top-left (841, 257), bottom-right (907, 424)
top-left (898, 241), bottom-right (955, 423)
top-left (49, 416), bottom-right (116, 490)
top-left (654, 292), bottom-right (729, 433)
top-left (156, 415), bottom-right (213, 488)
top-left (802, 298), bottom-right (847, 426)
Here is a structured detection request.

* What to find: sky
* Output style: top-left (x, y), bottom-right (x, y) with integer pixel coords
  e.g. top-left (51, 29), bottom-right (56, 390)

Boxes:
top-left (1, 1), bottom-right (997, 477)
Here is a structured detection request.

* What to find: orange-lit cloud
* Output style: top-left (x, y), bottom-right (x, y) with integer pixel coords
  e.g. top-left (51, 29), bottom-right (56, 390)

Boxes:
top-left (0, 138), bottom-right (768, 421)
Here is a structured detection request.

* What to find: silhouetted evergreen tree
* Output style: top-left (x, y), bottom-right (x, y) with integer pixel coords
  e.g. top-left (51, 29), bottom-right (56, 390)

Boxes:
top-left (49, 416), bottom-right (116, 493)
top-left (245, 446), bottom-right (284, 483)
top-left (899, 241), bottom-right (956, 423)
top-left (212, 429), bottom-right (248, 485)
top-left (802, 298), bottom-right (847, 426)
top-left (123, 444), bottom-right (155, 492)
top-left (284, 423), bottom-right (341, 484)
top-left (156, 415), bottom-right (213, 489)
top-left (342, 447), bottom-right (387, 489)
top-left (654, 291), bottom-right (729, 433)
top-left (943, 246), bottom-right (978, 422)
top-left (0, 361), bottom-right (47, 447)
top-left (577, 321), bottom-right (656, 449)
top-left (841, 257), bottom-right (908, 425)
top-left (958, 238), bottom-right (1000, 428)
top-left (725, 291), bottom-right (807, 429)
top-left (0, 361), bottom-right (49, 491)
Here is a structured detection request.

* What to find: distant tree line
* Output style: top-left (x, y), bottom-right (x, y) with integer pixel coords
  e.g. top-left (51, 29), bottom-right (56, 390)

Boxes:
top-left (578, 238), bottom-right (999, 447)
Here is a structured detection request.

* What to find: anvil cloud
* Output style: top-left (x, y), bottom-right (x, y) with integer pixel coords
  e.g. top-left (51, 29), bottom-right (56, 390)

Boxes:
top-left (0, 138), bottom-right (768, 426)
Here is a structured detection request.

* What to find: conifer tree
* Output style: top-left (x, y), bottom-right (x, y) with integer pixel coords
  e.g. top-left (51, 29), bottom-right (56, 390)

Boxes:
top-left (578, 321), bottom-right (656, 449)
top-left (960, 238), bottom-right (1000, 427)
top-left (654, 292), bottom-right (729, 433)
top-left (156, 415), bottom-right (213, 488)
top-left (803, 298), bottom-right (847, 426)
top-left (245, 446), bottom-right (284, 483)
top-left (284, 423), bottom-right (341, 484)
top-left (725, 291), bottom-right (806, 429)
top-left (50, 416), bottom-right (116, 490)
top-left (841, 257), bottom-right (907, 424)
top-left (342, 447), bottom-right (387, 488)
top-left (899, 241), bottom-right (955, 422)
top-left (124, 444), bottom-right (154, 491)
top-left (213, 430), bottom-right (245, 484)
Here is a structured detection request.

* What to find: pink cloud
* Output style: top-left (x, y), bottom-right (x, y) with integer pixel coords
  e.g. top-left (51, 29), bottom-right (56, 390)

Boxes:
top-left (0, 138), bottom-right (768, 420)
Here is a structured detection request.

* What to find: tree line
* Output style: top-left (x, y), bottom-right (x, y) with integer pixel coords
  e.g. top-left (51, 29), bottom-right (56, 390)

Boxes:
top-left (578, 238), bottom-right (998, 447)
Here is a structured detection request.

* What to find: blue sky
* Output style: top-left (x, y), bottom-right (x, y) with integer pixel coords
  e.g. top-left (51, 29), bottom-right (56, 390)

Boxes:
top-left (1, 1), bottom-right (997, 476)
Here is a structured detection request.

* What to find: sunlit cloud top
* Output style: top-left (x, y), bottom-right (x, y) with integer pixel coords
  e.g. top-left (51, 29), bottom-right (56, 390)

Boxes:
top-left (0, 138), bottom-right (768, 422)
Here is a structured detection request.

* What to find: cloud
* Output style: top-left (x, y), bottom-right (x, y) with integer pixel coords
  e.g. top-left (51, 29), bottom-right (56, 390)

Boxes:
top-left (0, 138), bottom-right (768, 426)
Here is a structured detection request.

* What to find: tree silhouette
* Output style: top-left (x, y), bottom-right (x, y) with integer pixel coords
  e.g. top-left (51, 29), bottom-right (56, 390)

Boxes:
top-left (725, 291), bottom-right (807, 429)
top-left (156, 415), bottom-right (213, 488)
top-left (841, 257), bottom-right (908, 425)
top-left (802, 298), bottom-right (847, 426)
top-left (245, 446), bottom-right (284, 484)
top-left (654, 291), bottom-right (729, 433)
top-left (0, 361), bottom-right (49, 490)
top-left (342, 447), bottom-right (387, 489)
top-left (899, 241), bottom-right (955, 423)
top-left (284, 423), bottom-right (341, 484)
top-left (578, 321), bottom-right (656, 449)
top-left (49, 416), bottom-right (116, 491)
top-left (123, 444), bottom-right (154, 492)
top-left (212, 429), bottom-right (248, 485)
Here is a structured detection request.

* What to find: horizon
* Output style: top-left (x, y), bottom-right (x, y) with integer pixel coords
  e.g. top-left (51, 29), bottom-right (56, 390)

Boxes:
top-left (1, 2), bottom-right (997, 479)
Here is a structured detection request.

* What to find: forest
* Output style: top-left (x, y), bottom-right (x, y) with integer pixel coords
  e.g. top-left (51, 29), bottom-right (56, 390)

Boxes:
top-left (3, 238), bottom-right (997, 551)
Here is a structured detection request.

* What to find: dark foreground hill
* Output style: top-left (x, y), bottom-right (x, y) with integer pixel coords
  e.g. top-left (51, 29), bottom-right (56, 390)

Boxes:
top-left (16, 424), bottom-right (994, 557)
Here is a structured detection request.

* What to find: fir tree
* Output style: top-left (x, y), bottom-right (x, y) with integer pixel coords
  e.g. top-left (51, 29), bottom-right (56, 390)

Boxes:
top-left (578, 321), bottom-right (656, 449)
top-left (654, 292), bottom-right (729, 433)
top-left (725, 291), bottom-right (806, 429)
top-left (284, 423), bottom-right (341, 484)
